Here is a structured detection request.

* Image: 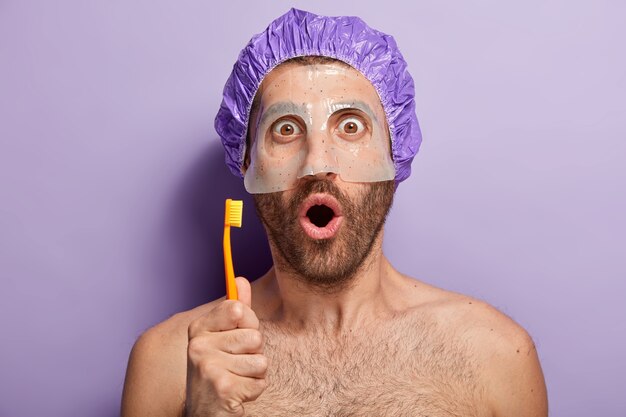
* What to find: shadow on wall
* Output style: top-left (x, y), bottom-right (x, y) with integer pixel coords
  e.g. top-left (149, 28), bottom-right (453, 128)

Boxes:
top-left (155, 140), bottom-right (273, 313)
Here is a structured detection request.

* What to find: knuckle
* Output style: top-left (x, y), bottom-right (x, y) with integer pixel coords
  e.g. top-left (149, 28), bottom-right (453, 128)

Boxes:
top-left (223, 398), bottom-right (242, 414)
top-left (247, 378), bottom-right (267, 400)
top-left (248, 354), bottom-right (267, 371)
top-left (197, 358), bottom-right (219, 381)
top-left (226, 301), bottom-right (244, 321)
top-left (257, 355), bottom-right (268, 372)
top-left (187, 319), bottom-right (200, 339)
top-left (213, 374), bottom-right (235, 398)
top-left (187, 337), bottom-right (205, 359)
top-left (257, 378), bottom-right (268, 391)
top-left (247, 355), bottom-right (268, 378)
top-left (248, 330), bottom-right (263, 350)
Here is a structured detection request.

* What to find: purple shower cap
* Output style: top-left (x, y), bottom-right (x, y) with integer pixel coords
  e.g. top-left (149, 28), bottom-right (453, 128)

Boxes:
top-left (214, 8), bottom-right (422, 184)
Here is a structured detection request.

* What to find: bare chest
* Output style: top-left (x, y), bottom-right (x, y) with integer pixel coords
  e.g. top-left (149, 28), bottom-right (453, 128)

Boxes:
top-left (245, 320), bottom-right (490, 417)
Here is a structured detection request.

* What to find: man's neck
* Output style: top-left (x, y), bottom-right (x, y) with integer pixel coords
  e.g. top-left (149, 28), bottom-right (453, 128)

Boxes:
top-left (255, 232), bottom-right (402, 334)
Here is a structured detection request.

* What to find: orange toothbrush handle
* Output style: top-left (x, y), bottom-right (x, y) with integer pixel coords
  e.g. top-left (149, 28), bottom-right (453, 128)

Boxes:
top-left (223, 225), bottom-right (238, 300)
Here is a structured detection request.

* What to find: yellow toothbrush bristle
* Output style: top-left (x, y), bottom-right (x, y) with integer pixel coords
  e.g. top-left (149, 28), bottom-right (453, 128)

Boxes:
top-left (225, 199), bottom-right (243, 228)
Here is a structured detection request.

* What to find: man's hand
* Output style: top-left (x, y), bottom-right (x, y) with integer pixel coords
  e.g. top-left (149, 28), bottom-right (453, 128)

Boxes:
top-left (185, 277), bottom-right (268, 417)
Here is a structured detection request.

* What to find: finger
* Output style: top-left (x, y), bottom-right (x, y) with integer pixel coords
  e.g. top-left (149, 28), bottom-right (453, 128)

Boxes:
top-left (235, 277), bottom-right (252, 308)
top-left (231, 374), bottom-right (267, 403)
top-left (206, 371), bottom-right (266, 412)
top-left (190, 328), bottom-right (263, 356)
top-left (221, 352), bottom-right (268, 379)
top-left (214, 328), bottom-right (264, 354)
top-left (188, 300), bottom-right (259, 337)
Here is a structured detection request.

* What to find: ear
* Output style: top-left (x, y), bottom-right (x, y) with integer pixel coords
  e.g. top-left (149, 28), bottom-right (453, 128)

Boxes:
top-left (240, 144), bottom-right (250, 175)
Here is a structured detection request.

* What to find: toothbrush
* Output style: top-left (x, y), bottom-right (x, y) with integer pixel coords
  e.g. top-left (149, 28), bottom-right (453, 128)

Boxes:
top-left (223, 199), bottom-right (243, 300)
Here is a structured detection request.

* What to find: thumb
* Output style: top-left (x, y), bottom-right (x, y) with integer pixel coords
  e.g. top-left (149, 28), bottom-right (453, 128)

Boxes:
top-left (235, 276), bottom-right (252, 308)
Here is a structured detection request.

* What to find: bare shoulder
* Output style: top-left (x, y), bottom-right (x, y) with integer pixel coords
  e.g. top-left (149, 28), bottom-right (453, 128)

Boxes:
top-left (460, 300), bottom-right (548, 417)
top-left (403, 278), bottom-right (548, 417)
top-left (121, 299), bottom-right (222, 417)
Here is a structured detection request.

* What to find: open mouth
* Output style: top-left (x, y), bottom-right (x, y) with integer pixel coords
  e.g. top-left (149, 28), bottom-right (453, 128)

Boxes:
top-left (298, 194), bottom-right (343, 240)
top-left (306, 204), bottom-right (335, 228)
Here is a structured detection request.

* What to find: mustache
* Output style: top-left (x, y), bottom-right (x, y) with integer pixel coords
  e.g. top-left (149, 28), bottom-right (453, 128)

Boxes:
top-left (287, 178), bottom-right (349, 214)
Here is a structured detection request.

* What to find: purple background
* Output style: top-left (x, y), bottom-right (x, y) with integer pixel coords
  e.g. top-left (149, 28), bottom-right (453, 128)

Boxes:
top-left (1, 1), bottom-right (624, 416)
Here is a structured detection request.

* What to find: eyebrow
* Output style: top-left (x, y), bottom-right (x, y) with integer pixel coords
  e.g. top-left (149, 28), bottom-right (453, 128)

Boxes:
top-left (258, 102), bottom-right (309, 128)
top-left (328, 100), bottom-right (379, 124)
top-left (257, 99), bottom-right (381, 129)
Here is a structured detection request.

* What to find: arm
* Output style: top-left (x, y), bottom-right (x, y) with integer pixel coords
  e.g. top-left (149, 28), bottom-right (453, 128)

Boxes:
top-left (456, 299), bottom-right (548, 417)
top-left (121, 319), bottom-right (188, 417)
top-left (485, 321), bottom-right (548, 417)
top-left (461, 300), bottom-right (548, 417)
top-left (121, 278), bottom-right (267, 417)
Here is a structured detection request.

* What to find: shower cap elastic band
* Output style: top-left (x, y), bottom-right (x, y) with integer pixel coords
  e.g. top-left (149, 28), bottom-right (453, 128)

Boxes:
top-left (214, 7), bottom-right (422, 184)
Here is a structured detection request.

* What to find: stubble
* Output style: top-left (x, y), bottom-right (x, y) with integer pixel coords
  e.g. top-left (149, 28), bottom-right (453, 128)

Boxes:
top-left (253, 179), bottom-right (395, 294)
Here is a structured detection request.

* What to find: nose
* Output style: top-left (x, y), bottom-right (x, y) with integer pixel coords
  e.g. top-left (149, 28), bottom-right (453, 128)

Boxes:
top-left (297, 131), bottom-right (340, 179)
top-left (310, 171), bottom-right (337, 181)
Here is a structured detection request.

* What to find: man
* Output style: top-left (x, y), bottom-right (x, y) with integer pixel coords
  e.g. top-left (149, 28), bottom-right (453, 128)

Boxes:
top-left (121, 8), bottom-right (547, 417)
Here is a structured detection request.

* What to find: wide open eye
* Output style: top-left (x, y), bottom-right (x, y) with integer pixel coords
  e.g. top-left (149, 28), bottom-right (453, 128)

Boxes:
top-left (338, 117), bottom-right (365, 136)
top-left (272, 119), bottom-right (303, 137)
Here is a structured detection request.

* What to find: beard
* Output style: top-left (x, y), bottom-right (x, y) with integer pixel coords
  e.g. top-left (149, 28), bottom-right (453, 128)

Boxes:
top-left (253, 178), bottom-right (395, 293)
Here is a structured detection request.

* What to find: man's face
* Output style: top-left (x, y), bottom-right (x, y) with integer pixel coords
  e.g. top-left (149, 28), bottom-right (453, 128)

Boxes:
top-left (244, 62), bottom-right (395, 194)
top-left (249, 62), bottom-right (395, 292)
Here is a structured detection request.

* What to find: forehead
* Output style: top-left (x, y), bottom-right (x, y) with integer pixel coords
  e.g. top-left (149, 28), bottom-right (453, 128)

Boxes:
top-left (257, 62), bottom-right (385, 116)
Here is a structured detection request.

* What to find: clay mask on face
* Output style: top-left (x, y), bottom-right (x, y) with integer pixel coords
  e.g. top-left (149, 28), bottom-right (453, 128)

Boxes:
top-left (244, 62), bottom-right (395, 194)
